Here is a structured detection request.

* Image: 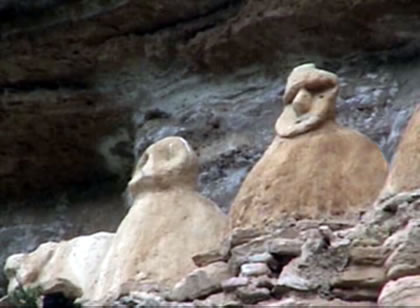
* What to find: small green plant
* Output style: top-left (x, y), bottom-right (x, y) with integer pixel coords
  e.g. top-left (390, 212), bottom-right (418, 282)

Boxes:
top-left (8, 284), bottom-right (42, 308)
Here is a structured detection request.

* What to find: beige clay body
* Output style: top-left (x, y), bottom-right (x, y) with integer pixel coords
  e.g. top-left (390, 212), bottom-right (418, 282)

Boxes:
top-left (87, 137), bottom-right (227, 304)
top-left (230, 64), bottom-right (388, 230)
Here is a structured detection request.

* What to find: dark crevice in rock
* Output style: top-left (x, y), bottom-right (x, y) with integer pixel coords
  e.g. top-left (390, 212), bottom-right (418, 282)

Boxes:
top-left (0, 79), bottom-right (89, 92)
top-left (0, 0), bottom-right (125, 39)
top-left (131, 0), bottom-right (244, 38)
top-left (0, 0), bottom-right (77, 20)
top-left (43, 292), bottom-right (78, 308)
top-left (91, 0), bottom-right (244, 52)
top-left (364, 41), bottom-right (420, 65)
top-left (0, 0), bottom-right (243, 42)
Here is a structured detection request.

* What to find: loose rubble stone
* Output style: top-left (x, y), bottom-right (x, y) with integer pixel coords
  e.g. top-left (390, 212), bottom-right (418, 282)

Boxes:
top-left (274, 227), bottom-right (350, 298)
top-left (332, 266), bottom-right (386, 288)
top-left (192, 247), bottom-right (229, 268)
top-left (332, 287), bottom-right (379, 302)
top-left (119, 291), bottom-right (167, 307)
top-left (229, 235), bottom-right (273, 274)
top-left (375, 190), bottom-right (420, 214)
top-left (230, 228), bottom-right (268, 247)
top-left (254, 276), bottom-right (275, 290)
top-left (299, 228), bottom-right (350, 267)
top-left (169, 262), bottom-right (231, 302)
top-left (275, 272), bottom-right (314, 295)
top-left (222, 277), bottom-right (249, 292)
top-left (240, 263), bottom-right (270, 277)
top-left (296, 220), bottom-right (355, 232)
top-left (247, 252), bottom-right (274, 264)
top-left (235, 286), bottom-right (271, 304)
top-left (194, 293), bottom-right (240, 307)
top-left (384, 219), bottom-right (420, 280)
top-left (268, 238), bottom-right (302, 256)
top-left (230, 235), bottom-right (272, 257)
top-left (378, 275), bottom-right (420, 306)
top-left (261, 297), bottom-right (377, 307)
top-left (247, 252), bottom-right (280, 271)
top-left (349, 247), bottom-right (385, 266)
top-left (259, 298), bottom-right (301, 307)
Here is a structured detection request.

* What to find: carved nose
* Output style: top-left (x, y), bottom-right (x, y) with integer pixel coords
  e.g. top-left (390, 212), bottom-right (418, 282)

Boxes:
top-left (292, 88), bottom-right (312, 116)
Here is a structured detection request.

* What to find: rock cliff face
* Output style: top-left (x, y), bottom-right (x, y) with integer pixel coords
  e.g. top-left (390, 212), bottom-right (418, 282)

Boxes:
top-left (1, 0), bottom-right (420, 298)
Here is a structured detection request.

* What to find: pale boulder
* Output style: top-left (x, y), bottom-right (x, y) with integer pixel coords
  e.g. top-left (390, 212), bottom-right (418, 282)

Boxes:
top-left (86, 137), bottom-right (227, 304)
top-left (230, 64), bottom-right (388, 230)
top-left (378, 275), bottom-right (420, 306)
top-left (4, 232), bottom-right (113, 299)
top-left (169, 262), bottom-right (231, 301)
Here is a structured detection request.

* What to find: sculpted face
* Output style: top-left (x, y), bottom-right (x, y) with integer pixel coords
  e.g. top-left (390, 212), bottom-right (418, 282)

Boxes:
top-left (128, 137), bottom-right (198, 195)
top-left (276, 63), bottom-right (339, 138)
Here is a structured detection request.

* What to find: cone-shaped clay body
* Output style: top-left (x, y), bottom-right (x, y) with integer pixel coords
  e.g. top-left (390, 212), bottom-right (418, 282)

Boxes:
top-left (380, 105), bottom-right (420, 198)
top-left (229, 64), bottom-right (388, 230)
top-left (86, 137), bottom-right (227, 304)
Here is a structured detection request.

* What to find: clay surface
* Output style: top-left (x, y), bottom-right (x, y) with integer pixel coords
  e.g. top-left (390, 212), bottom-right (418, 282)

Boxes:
top-left (86, 137), bottom-right (227, 304)
top-left (380, 105), bottom-right (420, 198)
top-left (230, 64), bottom-right (388, 229)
